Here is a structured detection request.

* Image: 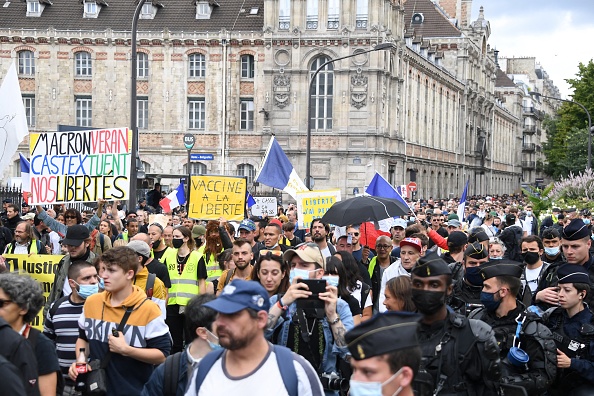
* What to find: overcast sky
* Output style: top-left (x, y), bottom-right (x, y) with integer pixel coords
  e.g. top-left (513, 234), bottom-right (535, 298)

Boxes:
top-left (471, 0), bottom-right (594, 98)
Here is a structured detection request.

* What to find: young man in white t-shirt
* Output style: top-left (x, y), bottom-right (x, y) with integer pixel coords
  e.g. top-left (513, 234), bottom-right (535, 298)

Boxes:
top-left (519, 235), bottom-right (548, 306)
top-left (185, 279), bottom-right (323, 396)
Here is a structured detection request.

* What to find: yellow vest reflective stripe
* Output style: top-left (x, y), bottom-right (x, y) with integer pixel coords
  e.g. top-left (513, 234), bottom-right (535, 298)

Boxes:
top-left (164, 248), bottom-right (201, 306)
top-left (6, 240), bottom-right (40, 254)
top-left (368, 256), bottom-right (377, 278)
top-left (198, 246), bottom-right (223, 282)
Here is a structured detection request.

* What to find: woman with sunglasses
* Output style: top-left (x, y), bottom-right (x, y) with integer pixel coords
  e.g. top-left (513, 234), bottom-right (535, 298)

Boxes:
top-left (0, 273), bottom-right (60, 396)
top-left (251, 249), bottom-right (290, 297)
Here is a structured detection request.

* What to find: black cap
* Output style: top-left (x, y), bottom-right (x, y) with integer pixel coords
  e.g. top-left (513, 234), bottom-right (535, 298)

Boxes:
top-left (562, 219), bottom-right (591, 240)
top-left (21, 202), bottom-right (29, 207)
top-left (62, 225), bottom-right (90, 246)
top-left (464, 242), bottom-right (488, 259)
top-left (480, 262), bottom-right (522, 280)
top-left (557, 264), bottom-right (591, 285)
top-left (447, 231), bottom-right (468, 248)
top-left (566, 207), bottom-right (577, 213)
top-left (412, 251), bottom-right (451, 277)
top-left (506, 214), bottom-right (517, 224)
top-left (346, 312), bottom-right (421, 360)
top-left (468, 229), bottom-right (489, 243)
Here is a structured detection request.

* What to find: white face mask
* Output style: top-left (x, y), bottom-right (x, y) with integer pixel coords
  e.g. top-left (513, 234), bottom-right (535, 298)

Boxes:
top-left (349, 368), bottom-right (403, 396)
top-left (289, 268), bottom-right (312, 284)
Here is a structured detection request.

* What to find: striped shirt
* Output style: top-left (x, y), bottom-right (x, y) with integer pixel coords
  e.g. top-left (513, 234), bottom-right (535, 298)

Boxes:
top-left (43, 296), bottom-right (84, 382)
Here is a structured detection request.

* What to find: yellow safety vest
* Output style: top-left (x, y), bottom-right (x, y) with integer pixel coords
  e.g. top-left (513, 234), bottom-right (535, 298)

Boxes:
top-left (197, 246), bottom-right (223, 282)
top-left (164, 248), bottom-right (202, 306)
top-left (6, 240), bottom-right (40, 254)
top-left (368, 256), bottom-right (377, 278)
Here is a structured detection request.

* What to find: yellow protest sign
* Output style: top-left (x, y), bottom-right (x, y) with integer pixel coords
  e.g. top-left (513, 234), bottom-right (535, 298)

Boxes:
top-left (188, 175), bottom-right (247, 221)
top-left (4, 254), bottom-right (64, 330)
top-left (296, 189), bottom-right (341, 229)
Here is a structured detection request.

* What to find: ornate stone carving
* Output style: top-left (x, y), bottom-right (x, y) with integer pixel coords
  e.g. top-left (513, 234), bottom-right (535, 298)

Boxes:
top-left (273, 74), bottom-right (290, 108)
top-left (350, 71), bottom-right (368, 109)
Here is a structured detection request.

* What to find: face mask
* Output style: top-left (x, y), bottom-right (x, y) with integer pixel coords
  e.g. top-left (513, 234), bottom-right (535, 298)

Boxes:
top-left (98, 277), bottom-right (105, 290)
top-left (526, 211), bottom-right (532, 217)
top-left (152, 240), bottom-right (161, 249)
top-left (521, 251), bottom-right (540, 265)
top-left (289, 268), bottom-right (311, 284)
top-left (411, 289), bottom-right (445, 315)
top-left (205, 329), bottom-right (222, 350)
top-left (465, 266), bottom-right (483, 286)
top-left (172, 238), bottom-right (184, 249)
top-left (322, 275), bottom-right (339, 288)
top-left (585, 219), bottom-right (591, 225)
top-left (544, 246), bottom-right (560, 256)
top-left (490, 256), bottom-right (503, 260)
top-left (75, 282), bottom-right (99, 299)
top-left (480, 290), bottom-right (502, 312)
top-left (349, 368), bottom-right (403, 396)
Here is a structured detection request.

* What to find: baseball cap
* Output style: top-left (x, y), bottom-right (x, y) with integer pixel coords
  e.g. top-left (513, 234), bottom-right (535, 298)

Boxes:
top-left (126, 240), bottom-right (151, 258)
top-left (238, 219), bottom-right (256, 232)
top-left (192, 225), bottom-right (206, 238)
top-left (447, 231), bottom-right (468, 248)
top-left (21, 213), bottom-right (35, 221)
top-left (62, 225), bottom-right (90, 246)
top-left (392, 218), bottom-right (407, 229)
top-left (204, 279), bottom-right (270, 314)
top-left (283, 243), bottom-right (325, 270)
top-left (446, 219), bottom-right (461, 228)
top-left (400, 237), bottom-right (422, 252)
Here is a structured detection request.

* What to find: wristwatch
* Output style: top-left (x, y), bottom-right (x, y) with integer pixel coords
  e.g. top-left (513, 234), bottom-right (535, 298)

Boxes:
top-left (329, 316), bottom-right (341, 325)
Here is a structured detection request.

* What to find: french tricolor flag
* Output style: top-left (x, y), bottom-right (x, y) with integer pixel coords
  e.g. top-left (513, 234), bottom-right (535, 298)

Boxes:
top-left (160, 182), bottom-right (186, 213)
top-left (19, 153), bottom-right (30, 203)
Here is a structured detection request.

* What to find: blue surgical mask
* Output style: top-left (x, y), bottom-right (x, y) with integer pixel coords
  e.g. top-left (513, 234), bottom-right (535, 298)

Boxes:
top-left (584, 219), bottom-right (591, 225)
top-left (206, 329), bottom-right (222, 350)
top-left (544, 246), bottom-right (560, 256)
top-left (289, 268), bottom-right (311, 284)
top-left (98, 277), bottom-right (105, 290)
top-left (322, 275), bottom-right (339, 288)
top-left (490, 256), bottom-right (503, 260)
top-left (526, 211), bottom-right (532, 217)
top-left (349, 368), bottom-right (403, 396)
top-left (480, 290), bottom-right (502, 312)
top-left (75, 282), bottom-right (99, 299)
top-left (465, 266), bottom-right (483, 286)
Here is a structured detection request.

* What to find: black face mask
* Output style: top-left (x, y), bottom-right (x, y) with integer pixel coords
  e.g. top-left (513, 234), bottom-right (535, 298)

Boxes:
top-left (152, 240), bottom-right (161, 250)
top-left (521, 251), bottom-right (540, 265)
top-left (194, 237), bottom-right (203, 248)
top-left (172, 238), bottom-right (184, 249)
top-left (411, 289), bottom-right (446, 315)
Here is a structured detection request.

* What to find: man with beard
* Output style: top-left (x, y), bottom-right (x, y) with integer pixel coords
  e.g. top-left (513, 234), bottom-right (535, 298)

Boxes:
top-left (410, 251), bottom-right (501, 396)
top-left (347, 225), bottom-right (373, 265)
top-left (254, 220), bottom-right (290, 262)
top-left (311, 218), bottom-right (335, 259)
top-left (186, 279), bottom-right (324, 396)
top-left (216, 239), bottom-right (254, 295)
top-left (449, 242), bottom-right (489, 316)
top-left (3, 221), bottom-right (47, 255)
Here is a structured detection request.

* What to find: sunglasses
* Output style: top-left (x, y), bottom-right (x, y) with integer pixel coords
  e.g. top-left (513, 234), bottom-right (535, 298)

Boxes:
top-left (376, 244), bottom-right (392, 250)
top-left (259, 249), bottom-right (283, 257)
top-left (0, 299), bottom-right (13, 308)
top-left (64, 215), bottom-right (77, 219)
top-left (348, 232), bottom-right (360, 236)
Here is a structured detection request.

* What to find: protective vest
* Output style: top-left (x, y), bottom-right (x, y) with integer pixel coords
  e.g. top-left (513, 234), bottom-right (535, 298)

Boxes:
top-left (164, 248), bottom-right (202, 306)
top-left (367, 256), bottom-right (378, 278)
top-left (5, 239), bottom-right (41, 254)
top-left (121, 231), bottom-right (129, 242)
top-left (197, 246), bottom-right (223, 282)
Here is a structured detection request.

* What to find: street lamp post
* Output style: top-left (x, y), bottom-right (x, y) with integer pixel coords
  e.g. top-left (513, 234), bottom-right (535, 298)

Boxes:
top-left (129, 0), bottom-right (146, 210)
top-left (305, 43), bottom-right (395, 189)
top-left (529, 92), bottom-right (593, 169)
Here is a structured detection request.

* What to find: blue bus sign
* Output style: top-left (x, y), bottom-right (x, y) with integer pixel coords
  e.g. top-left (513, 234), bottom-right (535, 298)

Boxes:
top-left (190, 153), bottom-right (214, 161)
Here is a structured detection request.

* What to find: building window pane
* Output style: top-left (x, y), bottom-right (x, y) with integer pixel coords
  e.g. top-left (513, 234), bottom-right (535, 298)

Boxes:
top-left (237, 163), bottom-right (255, 185)
top-left (75, 52), bottom-right (92, 77)
top-left (197, 3), bottom-right (209, 16)
top-left (18, 51), bottom-right (35, 76)
top-left (240, 99), bottom-right (254, 131)
top-left (356, 0), bottom-right (368, 28)
top-left (27, 1), bottom-right (39, 13)
top-left (310, 56), bottom-right (333, 130)
top-left (137, 52), bottom-right (149, 79)
top-left (188, 99), bottom-right (205, 130)
top-left (184, 162), bottom-right (207, 175)
top-left (241, 55), bottom-right (254, 79)
top-left (76, 98), bottom-right (92, 127)
top-left (279, 0), bottom-right (290, 30)
top-left (137, 98), bottom-right (148, 129)
top-left (188, 53), bottom-right (206, 78)
top-left (23, 96), bottom-right (35, 127)
top-left (327, 0), bottom-right (339, 29)
top-left (141, 3), bottom-right (153, 15)
top-left (85, 1), bottom-right (97, 14)
top-left (306, 0), bottom-right (318, 29)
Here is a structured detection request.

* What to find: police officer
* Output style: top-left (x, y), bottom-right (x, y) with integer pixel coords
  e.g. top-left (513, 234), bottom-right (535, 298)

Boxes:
top-left (411, 251), bottom-right (501, 395)
top-left (346, 312), bottom-right (422, 396)
top-left (542, 264), bottom-right (594, 395)
top-left (470, 261), bottom-right (557, 395)
top-left (449, 242), bottom-right (489, 316)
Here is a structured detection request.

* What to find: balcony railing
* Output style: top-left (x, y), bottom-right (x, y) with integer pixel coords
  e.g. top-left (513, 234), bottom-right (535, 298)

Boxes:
top-left (522, 143), bottom-right (536, 151)
top-left (522, 161), bottom-right (536, 168)
top-left (523, 125), bottom-right (536, 134)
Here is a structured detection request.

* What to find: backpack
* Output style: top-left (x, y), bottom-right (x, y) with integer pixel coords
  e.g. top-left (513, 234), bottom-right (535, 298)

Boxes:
top-left (223, 269), bottom-right (236, 288)
top-left (193, 345), bottom-right (298, 396)
top-left (163, 351), bottom-right (183, 396)
top-left (48, 295), bottom-right (71, 320)
top-left (359, 282), bottom-right (370, 312)
top-left (89, 229), bottom-right (105, 253)
top-left (145, 272), bottom-right (156, 299)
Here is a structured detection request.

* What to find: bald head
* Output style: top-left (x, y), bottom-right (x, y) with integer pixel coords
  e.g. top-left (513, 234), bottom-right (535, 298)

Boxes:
top-left (376, 235), bottom-right (392, 259)
top-left (131, 232), bottom-right (151, 246)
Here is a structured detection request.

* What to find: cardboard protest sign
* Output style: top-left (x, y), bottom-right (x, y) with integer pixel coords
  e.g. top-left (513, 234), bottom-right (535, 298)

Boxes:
top-left (189, 175), bottom-right (247, 221)
top-left (28, 128), bottom-right (132, 204)
top-left (4, 254), bottom-right (64, 330)
top-left (251, 196), bottom-right (277, 217)
top-left (296, 189), bottom-right (341, 229)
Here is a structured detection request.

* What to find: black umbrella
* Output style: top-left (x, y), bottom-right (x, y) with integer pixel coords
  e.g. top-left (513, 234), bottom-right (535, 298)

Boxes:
top-left (320, 196), bottom-right (410, 226)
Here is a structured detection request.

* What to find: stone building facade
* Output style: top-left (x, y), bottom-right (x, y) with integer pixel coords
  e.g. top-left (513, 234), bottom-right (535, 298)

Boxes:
top-left (0, 0), bottom-right (540, 200)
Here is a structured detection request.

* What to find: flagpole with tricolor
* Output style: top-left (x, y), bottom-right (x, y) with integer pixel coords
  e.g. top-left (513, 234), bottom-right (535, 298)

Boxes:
top-left (457, 179), bottom-right (470, 222)
top-left (19, 153), bottom-right (31, 204)
top-left (160, 182), bottom-right (187, 214)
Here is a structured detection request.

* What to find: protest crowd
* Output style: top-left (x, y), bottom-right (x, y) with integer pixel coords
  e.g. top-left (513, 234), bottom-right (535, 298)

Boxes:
top-left (1, 191), bottom-right (594, 396)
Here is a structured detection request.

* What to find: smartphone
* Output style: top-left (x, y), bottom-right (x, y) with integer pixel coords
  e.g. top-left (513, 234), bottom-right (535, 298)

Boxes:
top-left (299, 279), bottom-right (327, 300)
top-left (111, 328), bottom-right (119, 337)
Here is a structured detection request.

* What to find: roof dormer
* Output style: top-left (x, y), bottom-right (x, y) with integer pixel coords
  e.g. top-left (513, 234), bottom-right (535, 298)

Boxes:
top-left (195, 0), bottom-right (218, 20)
top-left (140, 0), bottom-right (164, 20)
top-left (26, 0), bottom-right (52, 17)
top-left (82, 0), bottom-right (108, 19)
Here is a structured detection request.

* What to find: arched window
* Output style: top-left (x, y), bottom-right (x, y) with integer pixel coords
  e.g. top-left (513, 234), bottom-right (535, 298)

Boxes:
top-left (183, 162), bottom-right (207, 175)
top-left (18, 50), bottom-right (35, 76)
top-left (237, 163), bottom-right (255, 185)
top-left (240, 54), bottom-right (254, 79)
top-left (137, 52), bottom-right (149, 78)
top-left (188, 53), bottom-right (206, 78)
top-left (75, 51), bottom-right (92, 76)
top-left (310, 56), bottom-right (333, 130)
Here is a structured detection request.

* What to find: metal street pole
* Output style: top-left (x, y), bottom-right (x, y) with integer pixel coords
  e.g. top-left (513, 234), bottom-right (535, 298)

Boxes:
top-left (529, 92), bottom-right (593, 169)
top-left (305, 43), bottom-right (395, 189)
top-left (129, 0), bottom-right (146, 211)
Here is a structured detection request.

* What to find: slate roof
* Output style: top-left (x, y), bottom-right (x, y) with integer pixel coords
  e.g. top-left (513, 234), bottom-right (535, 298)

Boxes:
top-left (495, 68), bottom-right (516, 88)
top-left (0, 0), bottom-right (264, 32)
top-left (403, 0), bottom-right (462, 38)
